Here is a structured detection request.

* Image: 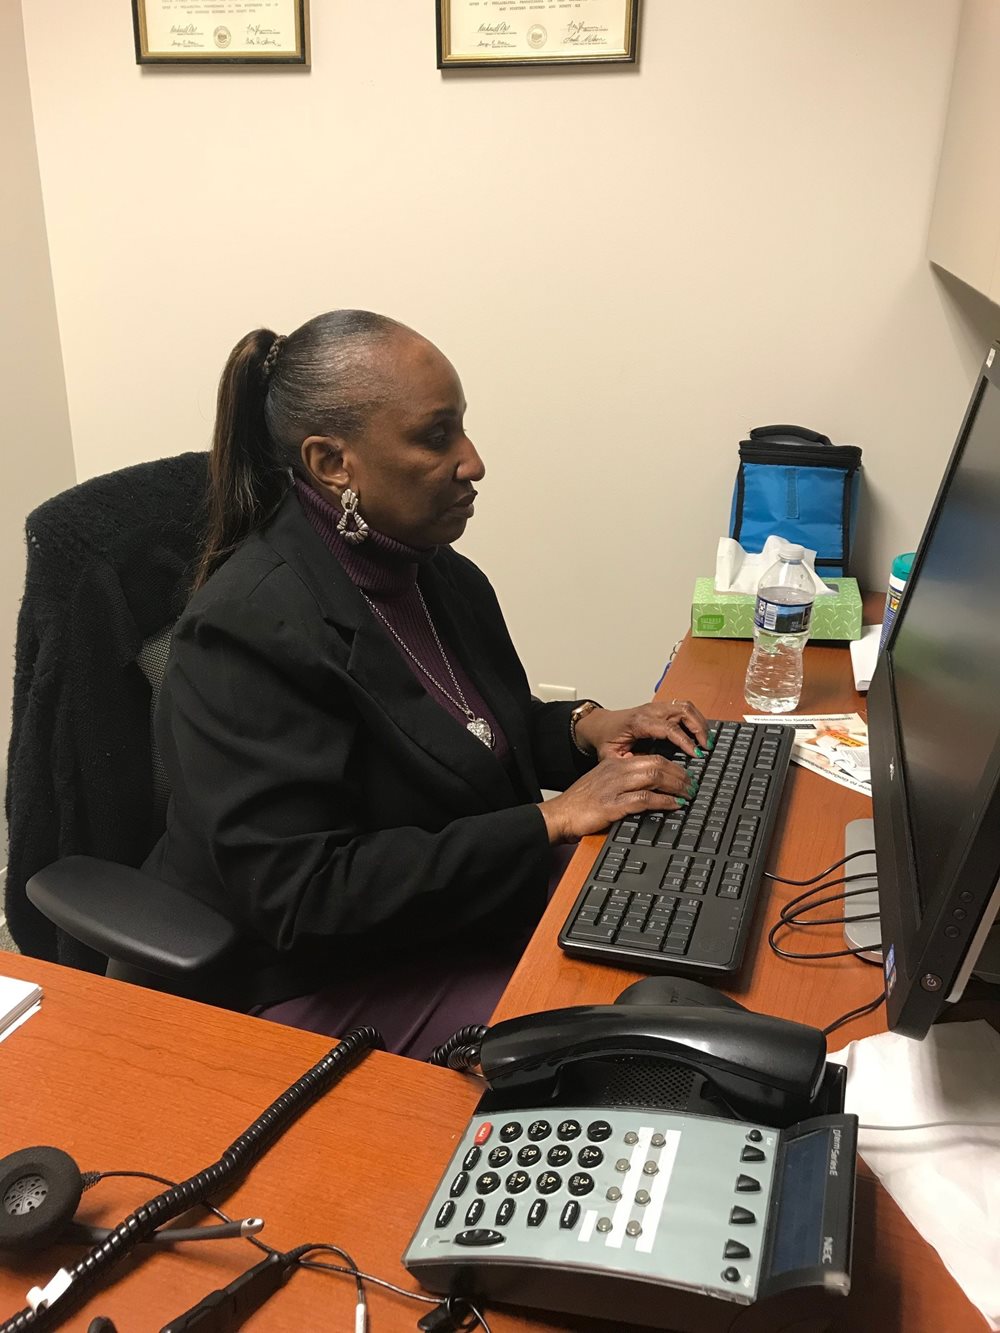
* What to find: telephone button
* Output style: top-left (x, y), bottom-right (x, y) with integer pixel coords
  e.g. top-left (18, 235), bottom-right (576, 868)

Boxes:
top-left (495, 1199), bottom-right (516, 1227)
top-left (499, 1121), bottom-right (523, 1143)
top-left (454, 1229), bottom-right (505, 1247)
top-left (435, 1201), bottom-right (456, 1228)
top-left (650, 1133), bottom-right (667, 1148)
top-left (623, 1131), bottom-right (639, 1145)
top-left (724, 1240), bottom-right (751, 1260)
top-left (557, 1120), bottom-right (581, 1141)
top-left (722, 1267), bottom-right (741, 1283)
top-left (578, 1145), bottom-right (603, 1168)
top-left (735, 1175), bottom-right (761, 1193)
top-left (606, 1186), bottom-right (622, 1202)
top-left (475, 1172), bottom-right (501, 1195)
top-left (740, 1146), bottom-right (766, 1163)
top-left (596, 1217), bottom-right (613, 1233)
top-left (465, 1199), bottom-right (485, 1227)
top-left (588, 1120), bottom-right (613, 1142)
top-left (746, 1130), bottom-right (763, 1143)
top-left (547, 1145), bottom-right (572, 1167)
top-left (487, 1146), bottom-right (512, 1168)
top-left (473, 1122), bottom-right (493, 1147)
top-left (450, 1172), bottom-right (470, 1198)
top-left (506, 1170), bottom-right (531, 1194)
top-left (517, 1145), bottom-right (542, 1167)
top-left (527, 1120), bottom-right (552, 1141)
top-left (568, 1173), bottom-right (594, 1196)
top-left (730, 1206), bottom-right (756, 1225)
top-left (560, 1201), bottom-right (581, 1230)
top-left (527, 1199), bottom-right (548, 1227)
top-left (462, 1147), bottom-right (482, 1171)
top-left (536, 1171), bottom-right (562, 1195)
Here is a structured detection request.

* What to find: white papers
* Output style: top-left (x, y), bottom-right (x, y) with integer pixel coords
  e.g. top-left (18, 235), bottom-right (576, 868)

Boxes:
top-left (0, 975), bottom-right (43, 1042)
top-left (715, 536), bottom-right (835, 596)
top-left (744, 712), bottom-right (872, 796)
top-left (830, 1022), bottom-right (1000, 1331)
top-left (849, 624), bottom-right (881, 692)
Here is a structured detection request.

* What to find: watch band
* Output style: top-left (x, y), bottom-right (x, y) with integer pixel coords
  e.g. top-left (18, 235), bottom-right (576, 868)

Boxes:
top-left (569, 699), bottom-right (602, 756)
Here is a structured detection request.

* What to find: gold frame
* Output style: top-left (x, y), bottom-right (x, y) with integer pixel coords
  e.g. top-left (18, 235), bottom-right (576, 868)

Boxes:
top-left (437, 0), bottom-right (639, 69)
top-left (132, 0), bottom-right (308, 65)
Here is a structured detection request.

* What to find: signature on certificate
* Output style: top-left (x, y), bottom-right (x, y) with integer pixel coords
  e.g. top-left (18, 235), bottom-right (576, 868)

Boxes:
top-left (564, 20), bottom-right (609, 46)
top-left (477, 22), bottom-right (514, 35)
top-left (170, 24), bottom-right (203, 36)
top-left (246, 24), bottom-right (282, 47)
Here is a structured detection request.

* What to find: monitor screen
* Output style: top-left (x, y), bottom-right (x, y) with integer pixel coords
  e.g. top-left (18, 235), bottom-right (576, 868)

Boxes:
top-left (869, 344), bottom-right (1000, 1037)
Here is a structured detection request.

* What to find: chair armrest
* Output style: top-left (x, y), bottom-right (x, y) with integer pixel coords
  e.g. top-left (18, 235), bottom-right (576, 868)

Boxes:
top-left (26, 856), bottom-right (236, 976)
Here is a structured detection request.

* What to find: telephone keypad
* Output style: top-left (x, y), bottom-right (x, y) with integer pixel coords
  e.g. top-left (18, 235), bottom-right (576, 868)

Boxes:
top-left (449, 1172), bottom-right (469, 1198)
top-left (546, 1145), bottom-right (572, 1167)
top-left (560, 1201), bottom-right (581, 1229)
top-left (435, 1200), bottom-right (455, 1228)
top-left (506, 1170), bottom-right (531, 1194)
top-left (517, 1145), bottom-right (542, 1167)
top-left (495, 1199), bottom-right (516, 1226)
top-left (499, 1121), bottom-right (522, 1143)
top-left (475, 1171), bottom-right (501, 1195)
top-left (465, 1199), bottom-right (485, 1226)
top-left (557, 1119), bottom-right (581, 1140)
top-left (487, 1146), bottom-right (511, 1168)
top-left (527, 1119), bottom-right (552, 1141)
top-left (578, 1145), bottom-right (603, 1168)
top-left (635, 1189), bottom-right (651, 1206)
top-left (568, 1172), bottom-right (594, 1196)
top-left (741, 1146), bottom-right (766, 1163)
top-left (588, 1120), bottom-right (613, 1142)
top-left (462, 1147), bottom-right (481, 1171)
top-left (536, 1171), bottom-right (562, 1195)
top-left (527, 1200), bottom-right (547, 1227)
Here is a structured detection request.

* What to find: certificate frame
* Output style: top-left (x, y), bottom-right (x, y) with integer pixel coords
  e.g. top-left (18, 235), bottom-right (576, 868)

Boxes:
top-left (437, 0), bottom-right (639, 69)
top-left (132, 0), bottom-right (309, 65)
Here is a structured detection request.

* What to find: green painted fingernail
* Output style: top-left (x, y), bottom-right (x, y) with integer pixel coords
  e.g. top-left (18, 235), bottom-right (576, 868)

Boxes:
top-left (676, 797), bottom-right (688, 807)
top-left (695, 746), bottom-right (706, 758)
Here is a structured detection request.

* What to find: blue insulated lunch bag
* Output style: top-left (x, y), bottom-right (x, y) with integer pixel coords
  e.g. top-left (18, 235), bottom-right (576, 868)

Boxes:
top-left (729, 425), bottom-right (862, 577)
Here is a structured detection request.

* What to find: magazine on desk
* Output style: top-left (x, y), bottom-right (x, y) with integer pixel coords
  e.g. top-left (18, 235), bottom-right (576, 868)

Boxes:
top-left (744, 712), bottom-right (872, 797)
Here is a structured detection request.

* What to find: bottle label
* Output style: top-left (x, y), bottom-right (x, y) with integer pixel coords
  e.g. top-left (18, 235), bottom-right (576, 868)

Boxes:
top-left (754, 595), bottom-right (812, 635)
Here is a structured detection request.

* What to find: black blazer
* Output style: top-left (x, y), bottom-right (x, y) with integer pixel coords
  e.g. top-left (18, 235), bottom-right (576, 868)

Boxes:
top-left (144, 491), bottom-right (591, 1008)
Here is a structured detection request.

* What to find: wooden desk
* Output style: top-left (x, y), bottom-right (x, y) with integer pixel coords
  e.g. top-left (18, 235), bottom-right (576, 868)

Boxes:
top-left (0, 954), bottom-right (556, 1333)
top-left (494, 616), bottom-right (996, 1333)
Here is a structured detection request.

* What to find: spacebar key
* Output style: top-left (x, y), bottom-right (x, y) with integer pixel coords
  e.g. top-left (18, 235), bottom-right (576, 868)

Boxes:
top-left (569, 922), bottom-right (617, 943)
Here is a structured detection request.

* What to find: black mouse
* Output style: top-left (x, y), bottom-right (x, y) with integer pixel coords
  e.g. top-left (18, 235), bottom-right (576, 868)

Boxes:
top-left (614, 976), bottom-right (747, 1012)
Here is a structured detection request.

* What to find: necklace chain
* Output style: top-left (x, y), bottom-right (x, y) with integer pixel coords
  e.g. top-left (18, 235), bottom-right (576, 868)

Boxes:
top-left (359, 587), bottom-right (494, 747)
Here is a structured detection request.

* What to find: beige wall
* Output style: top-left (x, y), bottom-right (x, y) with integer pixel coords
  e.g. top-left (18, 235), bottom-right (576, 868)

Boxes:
top-left (0, 0), bottom-right (75, 775)
top-left (20, 0), bottom-right (1000, 705)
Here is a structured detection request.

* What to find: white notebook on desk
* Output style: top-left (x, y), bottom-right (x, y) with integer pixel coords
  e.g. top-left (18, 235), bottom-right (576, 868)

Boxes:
top-left (0, 975), bottom-right (43, 1041)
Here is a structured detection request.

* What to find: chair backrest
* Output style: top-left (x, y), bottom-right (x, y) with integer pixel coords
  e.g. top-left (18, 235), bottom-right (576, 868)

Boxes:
top-left (4, 453), bottom-right (209, 967)
top-left (136, 624), bottom-right (176, 830)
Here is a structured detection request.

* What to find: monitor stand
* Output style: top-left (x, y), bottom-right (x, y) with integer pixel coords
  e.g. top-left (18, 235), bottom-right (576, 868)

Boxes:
top-left (842, 818), bottom-right (1000, 984)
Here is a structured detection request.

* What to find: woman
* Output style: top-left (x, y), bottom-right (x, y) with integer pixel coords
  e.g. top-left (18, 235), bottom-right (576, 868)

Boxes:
top-left (145, 310), bottom-right (707, 1058)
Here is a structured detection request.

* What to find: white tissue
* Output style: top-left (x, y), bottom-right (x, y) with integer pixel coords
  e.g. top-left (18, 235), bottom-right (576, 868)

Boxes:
top-left (715, 536), bottom-right (834, 596)
top-left (830, 1021), bottom-right (1000, 1330)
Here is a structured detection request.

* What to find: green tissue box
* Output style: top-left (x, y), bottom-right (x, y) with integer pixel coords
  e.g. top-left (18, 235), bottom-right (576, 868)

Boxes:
top-left (691, 576), bottom-right (862, 641)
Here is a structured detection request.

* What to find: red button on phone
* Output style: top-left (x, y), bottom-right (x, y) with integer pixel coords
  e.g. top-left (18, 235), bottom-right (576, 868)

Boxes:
top-left (474, 1122), bottom-right (493, 1146)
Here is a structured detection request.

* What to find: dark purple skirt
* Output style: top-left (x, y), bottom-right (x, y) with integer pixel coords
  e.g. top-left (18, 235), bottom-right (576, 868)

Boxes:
top-left (252, 844), bottom-right (575, 1061)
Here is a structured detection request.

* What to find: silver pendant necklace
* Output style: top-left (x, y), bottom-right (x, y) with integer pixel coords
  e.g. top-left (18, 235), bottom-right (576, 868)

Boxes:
top-left (360, 587), bottom-right (495, 749)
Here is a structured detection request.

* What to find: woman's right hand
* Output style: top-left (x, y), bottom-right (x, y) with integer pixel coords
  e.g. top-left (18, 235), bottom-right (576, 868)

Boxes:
top-left (537, 754), bottom-right (694, 844)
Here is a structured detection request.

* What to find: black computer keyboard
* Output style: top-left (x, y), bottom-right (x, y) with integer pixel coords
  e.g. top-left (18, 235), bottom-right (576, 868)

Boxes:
top-left (558, 720), bottom-right (794, 977)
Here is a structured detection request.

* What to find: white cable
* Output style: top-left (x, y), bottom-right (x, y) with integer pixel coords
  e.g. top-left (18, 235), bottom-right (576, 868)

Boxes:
top-left (859, 1120), bottom-right (1000, 1132)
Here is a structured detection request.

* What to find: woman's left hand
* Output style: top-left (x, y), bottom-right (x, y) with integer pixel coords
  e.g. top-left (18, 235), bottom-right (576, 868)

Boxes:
top-left (574, 698), bottom-right (711, 762)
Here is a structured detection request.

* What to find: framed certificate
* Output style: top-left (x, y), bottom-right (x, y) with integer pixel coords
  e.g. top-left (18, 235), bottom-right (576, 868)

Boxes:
top-left (132, 0), bottom-right (308, 65)
top-left (437, 0), bottom-right (639, 69)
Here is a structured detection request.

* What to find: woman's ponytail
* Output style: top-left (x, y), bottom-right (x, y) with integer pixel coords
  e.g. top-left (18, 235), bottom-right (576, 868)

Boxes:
top-left (193, 328), bottom-right (289, 590)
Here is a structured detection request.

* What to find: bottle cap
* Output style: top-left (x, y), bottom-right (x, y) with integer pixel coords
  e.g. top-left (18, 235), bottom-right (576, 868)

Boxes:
top-left (779, 543), bottom-right (805, 561)
top-left (891, 552), bottom-right (915, 580)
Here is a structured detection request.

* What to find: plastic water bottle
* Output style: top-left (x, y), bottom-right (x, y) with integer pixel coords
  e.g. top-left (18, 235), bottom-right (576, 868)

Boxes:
top-left (744, 544), bottom-right (815, 713)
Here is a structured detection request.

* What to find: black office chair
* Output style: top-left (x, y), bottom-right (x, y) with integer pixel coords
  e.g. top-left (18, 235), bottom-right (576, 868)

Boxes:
top-left (4, 453), bottom-right (235, 990)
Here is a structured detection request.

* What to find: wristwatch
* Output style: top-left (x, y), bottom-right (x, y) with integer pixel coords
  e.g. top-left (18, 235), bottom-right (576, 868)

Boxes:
top-left (569, 699), bottom-right (602, 756)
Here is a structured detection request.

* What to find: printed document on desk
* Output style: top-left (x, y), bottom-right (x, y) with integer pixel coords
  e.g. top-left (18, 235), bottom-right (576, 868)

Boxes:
top-left (744, 713), bottom-right (871, 796)
top-left (0, 974), bottom-right (42, 1042)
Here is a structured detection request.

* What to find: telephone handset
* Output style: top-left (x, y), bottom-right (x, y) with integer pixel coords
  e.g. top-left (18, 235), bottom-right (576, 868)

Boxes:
top-left (405, 983), bottom-right (857, 1332)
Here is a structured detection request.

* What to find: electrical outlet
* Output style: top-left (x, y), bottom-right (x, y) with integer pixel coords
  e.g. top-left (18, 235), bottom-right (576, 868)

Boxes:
top-left (536, 683), bottom-right (577, 702)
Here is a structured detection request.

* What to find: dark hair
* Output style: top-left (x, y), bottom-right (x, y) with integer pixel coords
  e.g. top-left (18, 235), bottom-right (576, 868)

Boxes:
top-left (194, 309), bottom-right (404, 590)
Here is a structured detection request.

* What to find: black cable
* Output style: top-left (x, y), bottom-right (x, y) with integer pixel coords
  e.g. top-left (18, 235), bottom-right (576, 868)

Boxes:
top-left (822, 991), bottom-right (886, 1036)
top-left (0, 1027), bottom-right (383, 1333)
top-left (426, 1025), bottom-right (488, 1069)
top-left (768, 877), bottom-right (884, 961)
top-left (764, 848), bottom-right (874, 887)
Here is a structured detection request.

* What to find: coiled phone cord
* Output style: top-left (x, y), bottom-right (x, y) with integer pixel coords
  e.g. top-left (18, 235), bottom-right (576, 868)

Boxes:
top-left (426, 1025), bottom-right (488, 1072)
top-left (0, 1026), bottom-right (384, 1333)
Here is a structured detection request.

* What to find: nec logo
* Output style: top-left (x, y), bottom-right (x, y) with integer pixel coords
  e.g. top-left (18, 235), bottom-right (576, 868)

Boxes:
top-left (889, 757), bottom-right (895, 781)
top-left (822, 1236), bottom-right (835, 1264)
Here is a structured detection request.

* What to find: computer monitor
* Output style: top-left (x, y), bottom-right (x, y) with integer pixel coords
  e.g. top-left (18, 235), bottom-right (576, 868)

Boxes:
top-left (866, 341), bottom-right (1000, 1038)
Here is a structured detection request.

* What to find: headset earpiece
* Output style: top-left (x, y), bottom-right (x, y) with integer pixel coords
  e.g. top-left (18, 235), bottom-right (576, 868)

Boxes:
top-left (0, 1146), bottom-right (84, 1252)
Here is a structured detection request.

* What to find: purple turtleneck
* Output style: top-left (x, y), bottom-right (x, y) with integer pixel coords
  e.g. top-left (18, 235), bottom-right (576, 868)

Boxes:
top-left (295, 480), bottom-right (510, 765)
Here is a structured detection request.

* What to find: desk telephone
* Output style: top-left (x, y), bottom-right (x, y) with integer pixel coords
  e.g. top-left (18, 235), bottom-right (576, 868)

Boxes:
top-left (405, 979), bottom-right (857, 1332)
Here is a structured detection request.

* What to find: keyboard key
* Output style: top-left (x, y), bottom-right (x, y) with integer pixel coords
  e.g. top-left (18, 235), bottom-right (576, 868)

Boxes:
top-left (615, 929), bottom-right (664, 951)
top-left (569, 922), bottom-right (618, 941)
